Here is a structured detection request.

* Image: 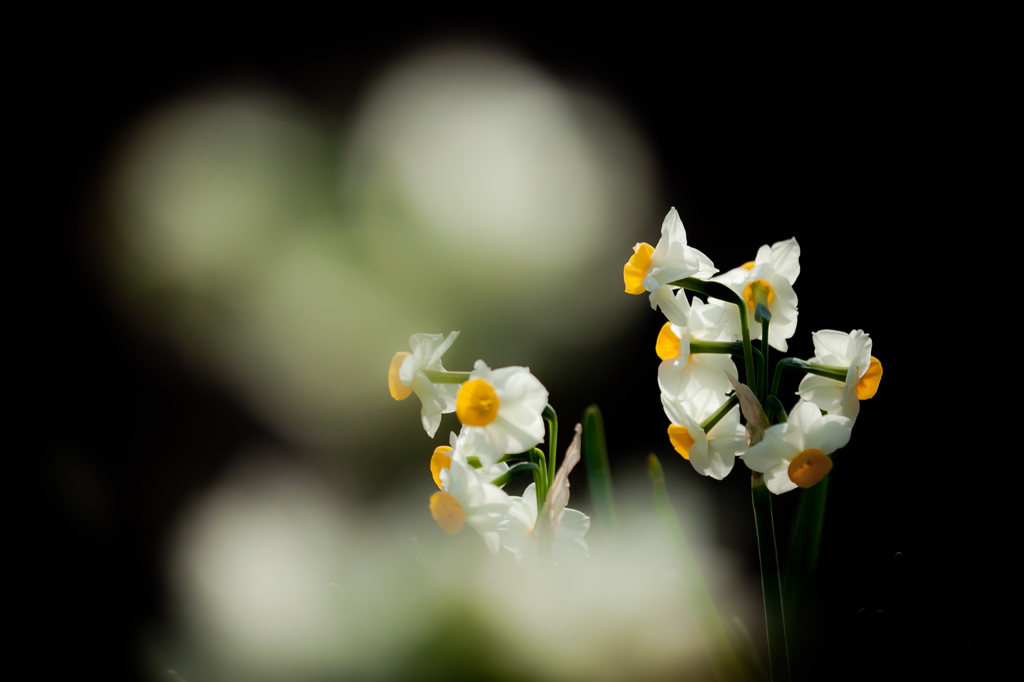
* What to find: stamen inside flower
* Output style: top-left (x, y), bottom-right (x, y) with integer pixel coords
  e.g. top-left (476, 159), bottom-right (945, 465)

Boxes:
top-left (430, 446), bottom-right (453, 489)
top-left (389, 352), bottom-right (413, 400)
top-left (656, 322), bottom-right (681, 360)
top-left (456, 379), bottom-right (501, 427)
top-left (668, 425), bottom-right (696, 460)
top-left (787, 449), bottom-right (832, 488)
top-left (743, 279), bottom-right (775, 311)
top-left (855, 357), bottom-right (883, 400)
top-left (429, 492), bottom-right (465, 534)
top-left (741, 261), bottom-right (756, 270)
top-left (623, 242), bottom-right (655, 295)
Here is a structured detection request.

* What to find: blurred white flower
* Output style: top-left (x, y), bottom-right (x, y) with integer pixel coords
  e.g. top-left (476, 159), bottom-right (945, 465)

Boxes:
top-left (389, 331), bottom-right (460, 437)
top-left (430, 429), bottom-right (509, 489)
top-left (432, 457), bottom-right (511, 554)
top-left (498, 483), bottom-right (590, 565)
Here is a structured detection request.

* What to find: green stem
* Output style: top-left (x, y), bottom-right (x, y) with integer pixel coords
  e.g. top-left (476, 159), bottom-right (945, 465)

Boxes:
top-left (649, 455), bottom-right (745, 682)
top-left (700, 395), bottom-right (739, 433)
top-left (766, 396), bottom-right (788, 424)
top-left (689, 340), bottom-right (740, 354)
top-left (670, 278), bottom-right (756, 395)
top-left (770, 359), bottom-right (847, 398)
top-left (543, 404), bottom-right (558, 485)
top-left (783, 469), bottom-right (830, 682)
top-left (805, 363), bottom-right (849, 382)
top-left (489, 462), bottom-right (541, 488)
top-left (582, 405), bottom-right (617, 537)
top-left (498, 452), bottom-right (530, 463)
top-left (751, 472), bottom-right (791, 682)
top-left (529, 447), bottom-right (548, 510)
top-left (422, 369), bottom-right (471, 384)
top-left (760, 317), bottom-right (770, 405)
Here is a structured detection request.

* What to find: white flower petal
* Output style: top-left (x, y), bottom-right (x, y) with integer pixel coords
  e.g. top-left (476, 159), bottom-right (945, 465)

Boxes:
top-left (811, 330), bottom-right (851, 365)
top-left (764, 463), bottom-right (798, 494)
top-left (768, 237), bottom-right (800, 285)
top-left (797, 374), bottom-right (844, 414)
top-left (805, 415), bottom-right (853, 455)
top-left (740, 426), bottom-right (793, 472)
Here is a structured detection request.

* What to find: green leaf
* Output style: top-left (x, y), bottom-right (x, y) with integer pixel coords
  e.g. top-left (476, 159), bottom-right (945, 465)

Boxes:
top-left (648, 455), bottom-right (746, 682)
top-left (582, 405), bottom-right (617, 537)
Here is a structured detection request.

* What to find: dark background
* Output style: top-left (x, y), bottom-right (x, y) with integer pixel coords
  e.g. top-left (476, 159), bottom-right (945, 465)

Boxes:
top-left (29, 14), bottom-right (982, 681)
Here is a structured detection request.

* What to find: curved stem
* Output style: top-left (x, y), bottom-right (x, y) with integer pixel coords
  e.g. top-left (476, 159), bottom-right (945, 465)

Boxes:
top-left (543, 404), bottom-right (558, 485)
top-left (422, 369), bottom-right (471, 384)
top-left (489, 462), bottom-right (541, 488)
top-left (529, 447), bottom-right (548, 510)
top-left (670, 278), bottom-right (756, 395)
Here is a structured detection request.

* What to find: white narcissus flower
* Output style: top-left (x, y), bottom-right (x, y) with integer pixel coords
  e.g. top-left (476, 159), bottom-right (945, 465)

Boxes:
top-left (623, 207), bottom-right (717, 326)
top-left (430, 457), bottom-right (511, 554)
top-left (388, 331), bottom-right (460, 437)
top-left (455, 360), bottom-right (548, 455)
top-left (656, 295), bottom-right (738, 401)
top-left (497, 483), bottom-right (590, 565)
top-left (796, 329), bottom-right (883, 423)
top-left (429, 429), bottom-right (509, 490)
top-left (740, 400), bottom-right (853, 495)
top-left (662, 392), bottom-right (747, 480)
top-left (714, 238), bottom-right (800, 352)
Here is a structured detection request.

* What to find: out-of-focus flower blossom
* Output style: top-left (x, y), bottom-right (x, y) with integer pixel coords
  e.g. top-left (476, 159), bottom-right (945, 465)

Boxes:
top-left (498, 483), bottom-right (589, 565)
top-left (431, 457), bottom-right (511, 553)
top-left (389, 331), bottom-right (461, 437)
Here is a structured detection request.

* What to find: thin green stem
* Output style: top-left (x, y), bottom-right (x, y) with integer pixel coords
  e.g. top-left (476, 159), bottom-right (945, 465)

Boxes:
top-left (805, 363), bottom-right (849, 382)
top-left (497, 452), bottom-right (530, 463)
top-left (670, 278), bottom-right (756, 395)
top-left (760, 317), bottom-right (770, 405)
top-left (766, 396), bottom-right (788, 424)
top-left (529, 447), bottom-right (548, 510)
top-left (649, 455), bottom-right (745, 681)
top-left (689, 340), bottom-right (739, 354)
top-left (421, 369), bottom-right (470, 384)
top-left (770, 358), bottom-right (847, 402)
top-left (700, 395), bottom-right (739, 433)
top-left (489, 462), bottom-right (541, 488)
top-left (751, 472), bottom-right (791, 682)
top-left (543, 404), bottom-right (558, 484)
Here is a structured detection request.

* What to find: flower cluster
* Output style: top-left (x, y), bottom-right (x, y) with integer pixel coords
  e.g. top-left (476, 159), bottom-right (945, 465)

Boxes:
top-left (625, 208), bottom-right (883, 493)
top-left (389, 335), bottom-right (590, 562)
